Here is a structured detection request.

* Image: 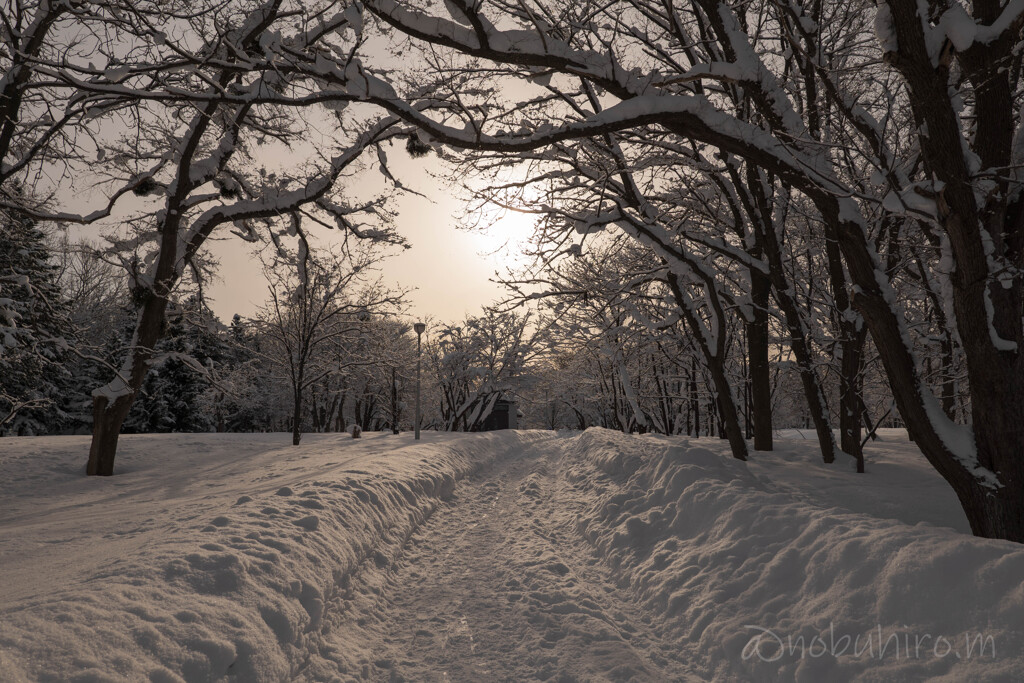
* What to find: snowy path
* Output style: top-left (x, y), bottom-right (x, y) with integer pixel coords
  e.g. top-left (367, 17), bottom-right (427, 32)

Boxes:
top-left (4, 430), bottom-right (1023, 682)
top-left (334, 437), bottom-right (698, 682)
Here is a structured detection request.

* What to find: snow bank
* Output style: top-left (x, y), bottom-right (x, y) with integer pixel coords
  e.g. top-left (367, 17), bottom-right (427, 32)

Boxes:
top-left (4, 429), bottom-right (1021, 682)
top-left (0, 431), bottom-right (554, 682)
top-left (562, 428), bottom-right (1024, 682)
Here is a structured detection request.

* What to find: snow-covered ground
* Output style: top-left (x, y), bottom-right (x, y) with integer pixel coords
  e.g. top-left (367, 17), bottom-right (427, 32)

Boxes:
top-left (0, 429), bottom-right (1021, 682)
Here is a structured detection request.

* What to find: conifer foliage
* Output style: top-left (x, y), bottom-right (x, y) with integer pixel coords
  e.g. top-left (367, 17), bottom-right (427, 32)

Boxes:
top-left (0, 199), bottom-right (70, 434)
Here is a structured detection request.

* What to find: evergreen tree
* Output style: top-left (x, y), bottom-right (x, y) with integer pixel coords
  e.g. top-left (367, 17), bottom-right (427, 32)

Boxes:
top-left (219, 314), bottom-right (279, 432)
top-left (123, 296), bottom-right (227, 433)
top-left (55, 239), bottom-right (134, 432)
top-left (0, 200), bottom-right (71, 435)
top-left (60, 310), bottom-right (134, 433)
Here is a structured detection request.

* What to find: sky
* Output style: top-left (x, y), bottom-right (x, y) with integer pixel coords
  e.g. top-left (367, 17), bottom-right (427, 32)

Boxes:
top-left (55, 133), bottom-right (538, 330)
top-left (201, 35), bottom-right (546, 328)
top-left (36, 15), bottom-right (553, 334)
top-left (204, 149), bottom-right (537, 326)
top-left (39, 18), bottom-right (544, 332)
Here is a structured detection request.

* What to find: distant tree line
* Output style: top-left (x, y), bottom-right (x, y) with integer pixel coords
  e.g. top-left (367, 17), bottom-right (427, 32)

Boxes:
top-left (2, 202), bottom-right (908, 450)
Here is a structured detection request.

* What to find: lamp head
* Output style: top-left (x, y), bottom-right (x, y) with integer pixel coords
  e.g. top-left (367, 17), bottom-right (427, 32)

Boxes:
top-left (414, 322), bottom-right (426, 335)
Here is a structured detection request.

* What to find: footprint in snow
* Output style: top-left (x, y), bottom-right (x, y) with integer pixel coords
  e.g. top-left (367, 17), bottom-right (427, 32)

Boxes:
top-left (293, 515), bottom-right (319, 531)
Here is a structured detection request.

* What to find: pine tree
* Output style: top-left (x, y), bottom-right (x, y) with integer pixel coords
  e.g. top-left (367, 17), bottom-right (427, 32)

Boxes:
top-left (219, 313), bottom-right (280, 432)
top-left (60, 310), bottom-right (133, 432)
top-left (123, 296), bottom-right (226, 433)
top-left (0, 200), bottom-right (71, 435)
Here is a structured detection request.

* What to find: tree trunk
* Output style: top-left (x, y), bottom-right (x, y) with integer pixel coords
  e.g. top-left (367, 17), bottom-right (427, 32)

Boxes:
top-left (939, 339), bottom-right (957, 421)
top-left (759, 227), bottom-right (838, 463)
top-left (86, 285), bottom-right (172, 476)
top-left (748, 268), bottom-right (774, 450)
top-left (742, 341), bottom-right (752, 439)
top-left (336, 391), bottom-right (347, 433)
top-left (87, 394), bottom-right (135, 476)
top-left (666, 273), bottom-right (748, 460)
top-left (839, 327), bottom-right (868, 472)
top-left (956, 325), bottom-right (1024, 540)
top-left (716, 395), bottom-right (727, 441)
top-left (821, 194), bottom-right (1024, 539)
top-left (292, 389), bottom-right (303, 445)
top-left (325, 393), bottom-right (340, 433)
top-left (833, 7), bottom-right (1024, 539)
top-left (742, 170), bottom-right (837, 463)
top-left (360, 395), bottom-right (376, 431)
top-left (690, 355), bottom-right (700, 437)
top-left (391, 366), bottom-right (400, 433)
top-left (653, 355), bottom-right (672, 435)
top-left (310, 392), bottom-right (323, 433)
top-left (822, 205), bottom-right (867, 471)
top-left (949, 453), bottom-right (1024, 541)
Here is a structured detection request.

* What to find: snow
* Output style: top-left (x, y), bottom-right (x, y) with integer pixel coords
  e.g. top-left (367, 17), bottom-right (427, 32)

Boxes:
top-left (91, 375), bottom-right (132, 401)
top-left (1, 429), bottom-right (1023, 681)
top-left (563, 429), bottom-right (1023, 680)
top-left (714, 5), bottom-right (805, 136)
top-left (0, 431), bottom-right (544, 681)
top-left (939, 5), bottom-right (977, 52)
top-left (984, 287), bottom-right (1018, 352)
top-left (974, 0), bottom-right (1024, 45)
top-left (882, 186), bottom-right (938, 219)
top-left (443, 0), bottom-right (473, 27)
top-left (342, 3), bottom-right (363, 35)
top-left (873, 4), bottom-right (899, 54)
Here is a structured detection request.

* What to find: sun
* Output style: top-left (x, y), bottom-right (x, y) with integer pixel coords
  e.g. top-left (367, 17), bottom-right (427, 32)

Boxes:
top-left (469, 207), bottom-right (538, 268)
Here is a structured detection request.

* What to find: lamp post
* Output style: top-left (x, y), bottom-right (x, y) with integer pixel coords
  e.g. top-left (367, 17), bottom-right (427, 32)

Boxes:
top-left (414, 322), bottom-right (425, 440)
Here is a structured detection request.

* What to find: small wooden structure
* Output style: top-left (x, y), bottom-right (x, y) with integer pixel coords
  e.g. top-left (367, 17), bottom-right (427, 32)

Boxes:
top-left (480, 399), bottom-right (519, 431)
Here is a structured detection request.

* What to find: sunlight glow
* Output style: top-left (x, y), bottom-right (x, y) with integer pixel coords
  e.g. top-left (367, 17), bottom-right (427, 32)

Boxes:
top-left (467, 207), bottom-right (538, 271)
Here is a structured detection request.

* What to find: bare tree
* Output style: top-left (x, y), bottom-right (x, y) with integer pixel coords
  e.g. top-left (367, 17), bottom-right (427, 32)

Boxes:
top-left (7, 0), bottom-right (1024, 539)
top-left (304, 0), bottom-right (1024, 540)
top-left (1, 0), bottom-right (422, 471)
top-left (427, 308), bottom-right (541, 431)
top-left (257, 242), bottom-right (405, 445)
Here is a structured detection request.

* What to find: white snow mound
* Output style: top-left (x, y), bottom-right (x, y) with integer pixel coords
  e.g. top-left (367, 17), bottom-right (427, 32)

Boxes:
top-left (561, 428), bottom-right (1024, 682)
top-left (0, 431), bottom-right (556, 682)
top-left (2, 429), bottom-right (1022, 682)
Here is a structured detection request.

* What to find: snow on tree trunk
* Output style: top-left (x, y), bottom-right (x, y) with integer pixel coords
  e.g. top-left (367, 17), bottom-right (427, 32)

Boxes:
top-left (87, 286), bottom-right (172, 475)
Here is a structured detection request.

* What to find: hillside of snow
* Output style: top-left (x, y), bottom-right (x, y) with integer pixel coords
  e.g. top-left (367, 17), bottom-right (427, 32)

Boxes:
top-left (0, 429), bottom-right (1021, 682)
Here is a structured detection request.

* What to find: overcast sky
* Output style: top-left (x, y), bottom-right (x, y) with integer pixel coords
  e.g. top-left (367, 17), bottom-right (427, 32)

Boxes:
top-left (204, 144), bottom-right (536, 326)
top-left (41, 25), bottom-right (541, 331)
top-left (57, 132), bottom-right (535, 328)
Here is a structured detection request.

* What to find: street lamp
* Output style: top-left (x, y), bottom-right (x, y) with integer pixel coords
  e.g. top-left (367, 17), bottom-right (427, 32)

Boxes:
top-left (414, 322), bottom-right (426, 440)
